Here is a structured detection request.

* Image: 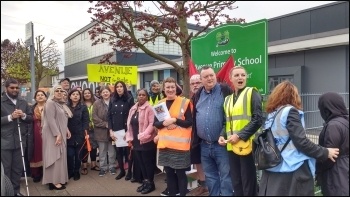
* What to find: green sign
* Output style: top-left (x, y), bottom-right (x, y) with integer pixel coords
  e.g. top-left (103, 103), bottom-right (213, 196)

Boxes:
top-left (191, 19), bottom-right (268, 95)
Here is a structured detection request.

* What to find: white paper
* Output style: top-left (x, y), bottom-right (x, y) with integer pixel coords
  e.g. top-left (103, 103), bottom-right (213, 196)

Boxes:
top-left (113, 129), bottom-right (128, 147)
top-left (152, 102), bottom-right (171, 121)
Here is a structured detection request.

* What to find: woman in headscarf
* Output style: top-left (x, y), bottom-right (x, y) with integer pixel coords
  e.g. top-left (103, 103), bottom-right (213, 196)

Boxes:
top-left (316, 92), bottom-right (349, 196)
top-left (42, 85), bottom-right (72, 190)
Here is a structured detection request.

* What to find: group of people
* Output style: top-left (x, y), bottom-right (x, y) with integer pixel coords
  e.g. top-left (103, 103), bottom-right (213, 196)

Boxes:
top-left (1, 64), bottom-right (348, 196)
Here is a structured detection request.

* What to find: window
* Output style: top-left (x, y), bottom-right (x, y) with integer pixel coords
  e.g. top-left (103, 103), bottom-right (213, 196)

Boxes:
top-left (268, 75), bottom-right (294, 93)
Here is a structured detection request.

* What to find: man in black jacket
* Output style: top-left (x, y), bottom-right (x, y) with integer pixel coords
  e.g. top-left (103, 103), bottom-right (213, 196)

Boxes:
top-left (1, 78), bottom-right (33, 196)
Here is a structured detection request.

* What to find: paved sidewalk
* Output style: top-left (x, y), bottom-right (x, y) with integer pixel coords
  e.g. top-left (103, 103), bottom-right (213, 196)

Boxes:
top-left (20, 170), bottom-right (167, 196)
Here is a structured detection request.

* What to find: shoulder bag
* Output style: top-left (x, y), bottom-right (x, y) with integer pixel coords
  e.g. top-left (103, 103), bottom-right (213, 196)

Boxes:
top-left (255, 106), bottom-right (291, 170)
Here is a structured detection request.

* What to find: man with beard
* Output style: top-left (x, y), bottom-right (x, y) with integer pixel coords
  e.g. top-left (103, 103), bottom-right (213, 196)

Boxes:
top-left (1, 78), bottom-right (33, 196)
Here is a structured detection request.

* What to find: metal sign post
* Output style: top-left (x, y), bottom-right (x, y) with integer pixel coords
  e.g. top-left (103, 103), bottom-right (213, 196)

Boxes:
top-left (25, 22), bottom-right (35, 103)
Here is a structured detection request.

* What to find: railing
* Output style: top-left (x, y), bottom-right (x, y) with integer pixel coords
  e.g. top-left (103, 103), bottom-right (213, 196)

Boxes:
top-left (258, 92), bottom-right (349, 195)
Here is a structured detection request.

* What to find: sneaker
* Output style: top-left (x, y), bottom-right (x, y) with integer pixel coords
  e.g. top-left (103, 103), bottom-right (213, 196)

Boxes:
top-left (160, 188), bottom-right (169, 196)
top-left (160, 188), bottom-right (180, 196)
top-left (99, 170), bottom-right (106, 177)
top-left (110, 167), bottom-right (117, 175)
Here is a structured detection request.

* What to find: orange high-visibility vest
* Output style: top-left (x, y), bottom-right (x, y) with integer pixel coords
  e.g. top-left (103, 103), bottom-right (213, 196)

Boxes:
top-left (157, 96), bottom-right (192, 151)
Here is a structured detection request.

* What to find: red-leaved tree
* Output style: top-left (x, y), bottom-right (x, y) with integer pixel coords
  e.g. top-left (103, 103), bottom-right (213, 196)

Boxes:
top-left (87, 1), bottom-right (244, 96)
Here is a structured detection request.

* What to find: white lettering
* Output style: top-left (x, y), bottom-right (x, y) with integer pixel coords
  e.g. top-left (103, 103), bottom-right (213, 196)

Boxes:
top-left (237, 55), bottom-right (262, 66)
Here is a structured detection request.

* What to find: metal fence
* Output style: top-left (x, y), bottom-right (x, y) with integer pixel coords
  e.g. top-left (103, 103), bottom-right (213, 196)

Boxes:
top-left (301, 92), bottom-right (349, 144)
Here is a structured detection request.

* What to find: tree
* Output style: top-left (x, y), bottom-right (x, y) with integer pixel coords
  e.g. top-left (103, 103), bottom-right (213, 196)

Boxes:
top-left (34, 35), bottom-right (61, 89)
top-left (1, 36), bottom-right (60, 89)
top-left (87, 1), bottom-right (244, 96)
top-left (1, 39), bottom-right (30, 84)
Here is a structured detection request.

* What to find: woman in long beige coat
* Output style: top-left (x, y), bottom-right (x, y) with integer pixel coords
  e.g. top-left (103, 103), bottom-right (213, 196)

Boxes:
top-left (42, 85), bottom-right (72, 190)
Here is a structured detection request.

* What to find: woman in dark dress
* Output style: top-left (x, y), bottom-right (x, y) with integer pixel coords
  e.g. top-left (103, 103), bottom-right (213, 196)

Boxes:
top-left (29, 90), bottom-right (47, 182)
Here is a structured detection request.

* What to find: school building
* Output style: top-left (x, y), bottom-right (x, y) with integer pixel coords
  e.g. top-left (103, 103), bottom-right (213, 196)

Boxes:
top-left (60, 1), bottom-right (348, 95)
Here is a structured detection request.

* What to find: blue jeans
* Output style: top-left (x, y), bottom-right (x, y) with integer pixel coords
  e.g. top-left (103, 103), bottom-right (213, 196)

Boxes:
top-left (201, 141), bottom-right (233, 196)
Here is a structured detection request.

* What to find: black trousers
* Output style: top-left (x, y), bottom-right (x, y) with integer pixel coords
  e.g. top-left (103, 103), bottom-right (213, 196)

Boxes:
top-left (228, 152), bottom-right (258, 196)
top-left (116, 146), bottom-right (132, 173)
top-left (135, 149), bottom-right (155, 182)
top-left (1, 148), bottom-right (23, 194)
top-left (164, 167), bottom-right (187, 196)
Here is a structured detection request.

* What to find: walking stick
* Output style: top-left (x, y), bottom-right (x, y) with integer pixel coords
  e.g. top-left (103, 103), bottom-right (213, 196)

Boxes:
top-left (17, 118), bottom-right (30, 196)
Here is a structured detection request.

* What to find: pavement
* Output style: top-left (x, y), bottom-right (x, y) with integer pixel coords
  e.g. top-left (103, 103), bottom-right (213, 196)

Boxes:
top-left (20, 169), bottom-right (168, 196)
top-left (20, 166), bottom-right (208, 196)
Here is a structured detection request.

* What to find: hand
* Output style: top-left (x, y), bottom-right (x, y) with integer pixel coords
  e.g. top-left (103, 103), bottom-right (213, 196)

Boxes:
top-left (218, 136), bottom-right (227, 146)
top-left (110, 131), bottom-right (116, 141)
top-left (327, 148), bottom-right (339, 162)
top-left (11, 110), bottom-right (21, 119)
top-left (15, 109), bottom-right (25, 118)
top-left (227, 134), bottom-right (240, 144)
top-left (67, 130), bottom-right (71, 139)
top-left (55, 135), bottom-right (62, 146)
top-left (163, 118), bottom-right (175, 127)
top-left (167, 124), bottom-right (177, 130)
top-left (154, 135), bottom-right (159, 144)
top-left (127, 141), bottom-right (132, 147)
top-left (85, 134), bottom-right (90, 139)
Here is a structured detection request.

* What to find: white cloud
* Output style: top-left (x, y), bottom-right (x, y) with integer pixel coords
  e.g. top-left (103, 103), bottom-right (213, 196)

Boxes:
top-left (1, 1), bottom-right (336, 70)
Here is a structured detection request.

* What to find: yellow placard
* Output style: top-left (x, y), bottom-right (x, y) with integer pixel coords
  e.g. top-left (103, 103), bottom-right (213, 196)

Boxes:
top-left (87, 64), bottom-right (138, 85)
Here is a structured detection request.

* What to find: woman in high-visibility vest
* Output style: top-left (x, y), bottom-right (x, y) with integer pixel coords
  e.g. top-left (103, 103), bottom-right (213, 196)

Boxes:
top-left (81, 88), bottom-right (99, 174)
top-left (148, 80), bottom-right (164, 106)
top-left (219, 66), bottom-right (263, 196)
top-left (153, 77), bottom-right (193, 196)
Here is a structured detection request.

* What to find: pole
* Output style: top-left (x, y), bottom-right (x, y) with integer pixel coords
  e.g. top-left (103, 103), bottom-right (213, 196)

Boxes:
top-left (17, 119), bottom-right (30, 196)
top-left (30, 22), bottom-right (35, 103)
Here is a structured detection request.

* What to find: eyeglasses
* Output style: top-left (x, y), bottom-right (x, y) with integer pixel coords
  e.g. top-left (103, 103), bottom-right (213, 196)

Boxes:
top-left (190, 82), bottom-right (201, 85)
top-left (9, 87), bottom-right (20, 90)
top-left (55, 90), bottom-right (65, 93)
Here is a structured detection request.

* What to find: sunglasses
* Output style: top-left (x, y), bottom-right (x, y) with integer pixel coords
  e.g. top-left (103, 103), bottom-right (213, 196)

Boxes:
top-left (55, 90), bottom-right (65, 93)
top-left (9, 87), bottom-right (20, 90)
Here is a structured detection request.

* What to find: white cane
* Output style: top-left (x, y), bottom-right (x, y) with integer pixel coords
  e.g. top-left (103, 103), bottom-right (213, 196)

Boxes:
top-left (17, 118), bottom-right (30, 196)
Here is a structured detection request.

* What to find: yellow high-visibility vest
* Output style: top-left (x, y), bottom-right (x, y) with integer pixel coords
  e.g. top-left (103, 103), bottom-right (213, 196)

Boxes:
top-left (223, 87), bottom-right (256, 155)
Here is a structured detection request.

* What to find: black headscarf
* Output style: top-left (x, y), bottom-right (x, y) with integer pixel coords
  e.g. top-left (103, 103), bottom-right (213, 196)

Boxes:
top-left (318, 92), bottom-right (348, 123)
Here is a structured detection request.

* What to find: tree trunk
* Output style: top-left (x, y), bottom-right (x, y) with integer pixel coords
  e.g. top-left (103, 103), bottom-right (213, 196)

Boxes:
top-left (181, 52), bottom-right (190, 98)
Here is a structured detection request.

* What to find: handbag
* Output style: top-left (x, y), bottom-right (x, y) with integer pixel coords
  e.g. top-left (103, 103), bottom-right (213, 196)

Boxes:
top-left (255, 106), bottom-right (291, 170)
top-left (231, 139), bottom-right (253, 155)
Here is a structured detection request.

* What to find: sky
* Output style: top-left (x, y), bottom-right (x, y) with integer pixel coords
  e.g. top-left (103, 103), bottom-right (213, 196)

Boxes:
top-left (1, 1), bottom-right (336, 71)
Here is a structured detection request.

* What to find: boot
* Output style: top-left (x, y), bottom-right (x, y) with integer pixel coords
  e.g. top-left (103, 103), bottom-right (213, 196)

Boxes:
top-left (141, 180), bottom-right (155, 194)
top-left (137, 181), bottom-right (146, 192)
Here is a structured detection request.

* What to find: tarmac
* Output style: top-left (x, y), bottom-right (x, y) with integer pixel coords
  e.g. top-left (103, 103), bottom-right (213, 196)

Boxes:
top-left (19, 165), bottom-right (207, 196)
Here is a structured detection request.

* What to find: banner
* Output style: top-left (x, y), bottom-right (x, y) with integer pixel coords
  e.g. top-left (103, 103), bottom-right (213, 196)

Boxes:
top-left (87, 64), bottom-right (137, 85)
top-left (189, 58), bottom-right (198, 78)
top-left (217, 55), bottom-right (235, 89)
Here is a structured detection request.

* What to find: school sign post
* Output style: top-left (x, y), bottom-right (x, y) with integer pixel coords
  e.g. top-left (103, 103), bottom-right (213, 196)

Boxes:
top-left (191, 19), bottom-right (268, 95)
